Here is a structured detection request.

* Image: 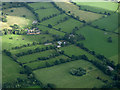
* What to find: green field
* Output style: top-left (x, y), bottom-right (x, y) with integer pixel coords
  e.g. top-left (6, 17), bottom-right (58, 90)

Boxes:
top-left (74, 1), bottom-right (118, 14)
top-left (40, 14), bottom-right (69, 26)
top-left (34, 60), bottom-right (112, 88)
top-left (2, 34), bottom-right (54, 50)
top-left (2, 7), bottom-right (36, 29)
top-left (2, 53), bottom-right (26, 83)
top-left (35, 8), bottom-right (60, 21)
top-left (92, 13), bottom-right (118, 31)
top-left (17, 50), bottom-right (56, 63)
top-left (25, 55), bottom-right (69, 69)
top-left (55, 2), bottom-right (103, 22)
top-left (28, 2), bottom-right (54, 10)
top-left (37, 25), bottom-right (65, 37)
top-left (76, 25), bottom-right (118, 64)
top-left (54, 18), bottom-right (83, 33)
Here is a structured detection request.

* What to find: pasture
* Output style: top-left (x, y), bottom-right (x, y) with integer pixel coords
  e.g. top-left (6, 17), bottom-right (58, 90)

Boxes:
top-left (54, 18), bottom-right (83, 33)
top-left (40, 14), bottom-right (69, 26)
top-left (55, 2), bottom-right (103, 22)
top-left (17, 50), bottom-right (56, 63)
top-left (76, 25), bottom-right (118, 64)
top-left (92, 13), bottom-right (118, 31)
top-left (28, 2), bottom-right (54, 10)
top-left (60, 45), bottom-right (100, 62)
top-left (35, 8), bottom-right (60, 21)
top-left (37, 25), bottom-right (65, 37)
top-left (25, 55), bottom-right (69, 69)
top-left (74, 1), bottom-right (118, 14)
top-left (34, 60), bottom-right (112, 88)
top-left (2, 53), bottom-right (27, 83)
top-left (2, 7), bottom-right (36, 29)
top-left (2, 34), bottom-right (54, 50)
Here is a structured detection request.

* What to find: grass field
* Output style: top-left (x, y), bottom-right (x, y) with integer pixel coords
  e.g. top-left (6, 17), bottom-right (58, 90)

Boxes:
top-left (76, 25), bottom-right (118, 64)
top-left (2, 53), bottom-right (26, 83)
top-left (40, 14), bottom-right (69, 26)
top-left (28, 2), bottom-right (54, 10)
top-left (74, 2), bottom-right (118, 14)
top-left (60, 45), bottom-right (100, 62)
top-left (17, 50), bottom-right (56, 63)
top-left (37, 25), bottom-right (65, 37)
top-left (1, 7), bottom-right (36, 29)
top-left (35, 8), bottom-right (60, 21)
top-left (55, 2), bottom-right (103, 22)
top-left (10, 44), bottom-right (52, 55)
top-left (54, 18), bottom-right (83, 33)
top-left (2, 34), bottom-right (54, 50)
top-left (34, 60), bottom-right (112, 88)
top-left (25, 55), bottom-right (69, 69)
top-left (92, 13), bottom-right (118, 31)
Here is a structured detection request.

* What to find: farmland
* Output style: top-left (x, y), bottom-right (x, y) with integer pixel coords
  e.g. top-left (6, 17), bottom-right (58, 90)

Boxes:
top-left (1, 7), bottom-right (36, 29)
top-left (73, 1), bottom-right (118, 14)
top-left (1, 1), bottom-right (119, 89)
top-left (76, 25), bottom-right (118, 64)
top-left (34, 60), bottom-right (112, 88)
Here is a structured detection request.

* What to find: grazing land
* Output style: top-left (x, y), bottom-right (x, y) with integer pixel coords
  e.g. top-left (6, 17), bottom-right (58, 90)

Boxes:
top-left (34, 60), bottom-right (112, 88)
top-left (1, 1), bottom-right (119, 89)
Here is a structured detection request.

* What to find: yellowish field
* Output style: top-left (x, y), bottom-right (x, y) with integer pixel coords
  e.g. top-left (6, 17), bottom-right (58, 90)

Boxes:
top-left (55, 2), bottom-right (103, 22)
top-left (1, 7), bottom-right (36, 29)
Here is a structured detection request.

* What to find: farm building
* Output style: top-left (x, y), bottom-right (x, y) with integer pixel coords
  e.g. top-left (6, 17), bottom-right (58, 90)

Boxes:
top-left (27, 28), bottom-right (40, 35)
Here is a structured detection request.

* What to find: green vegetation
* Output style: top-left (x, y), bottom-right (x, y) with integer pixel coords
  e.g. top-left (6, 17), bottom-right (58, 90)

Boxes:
top-left (75, 26), bottom-right (118, 64)
top-left (2, 53), bottom-right (27, 83)
top-left (1, 7), bottom-right (36, 29)
top-left (34, 60), bottom-right (112, 88)
top-left (74, 1), bottom-right (118, 14)
top-left (55, 2), bottom-right (103, 22)
top-left (92, 13), bottom-right (119, 31)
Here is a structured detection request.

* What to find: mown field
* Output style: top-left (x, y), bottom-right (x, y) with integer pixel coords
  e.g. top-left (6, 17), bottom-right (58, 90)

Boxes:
top-left (1, 7), bottom-right (36, 29)
top-left (76, 25), bottom-right (118, 64)
top-left (55, 2), bottom-right (103, 22)
top-left (34, 60), bottom-right (112, 88)
top-left (2, 53), bottom-right (27, 83)
top-left (74, 1), bottom-right (118, 14)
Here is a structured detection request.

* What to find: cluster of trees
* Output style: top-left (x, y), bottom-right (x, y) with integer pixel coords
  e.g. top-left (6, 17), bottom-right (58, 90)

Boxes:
top-left (1, 15), bottom-right (7, 22)
top-left (63, 33), bottom-right (85, 44)
top-left (69, 67), bottom-right (86, 76)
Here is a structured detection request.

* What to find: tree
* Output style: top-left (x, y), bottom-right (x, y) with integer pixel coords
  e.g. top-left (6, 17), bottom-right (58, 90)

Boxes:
top-left (48, 24), bottom-right (52, 28)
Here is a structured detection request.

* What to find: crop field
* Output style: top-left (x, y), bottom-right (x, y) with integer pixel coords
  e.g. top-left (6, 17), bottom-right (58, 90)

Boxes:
top-left (55, 2), bottom-right (103, 22)
top-left (25, 55), bottom-right (69, 69)
top-left (1, 7), bottom-right (36, 29)
top-left (37, 25), bottom-right (65, 37)
top-left (28, 2), bottom-right (54, 10)
top-left (74, 1), bottom-right (118, 14)
top-left (92, 13), bottom-right (119, 31)
top-left (34, 60), bottom-right (112, 88)
top-left (2, 53), bottom-right (27, 83)
top-left (17, 50), bottom-right (56, 63)
top-left (54, 18), bottom-right (83, 33)
top-left (35, 8), bottom-right (60, 21)
top-left (2, 34), bottom-right (54, 50)
top-left (76, 25), bottom-right (118, 64)
top-left (40, 14), bottom-right (70, 26)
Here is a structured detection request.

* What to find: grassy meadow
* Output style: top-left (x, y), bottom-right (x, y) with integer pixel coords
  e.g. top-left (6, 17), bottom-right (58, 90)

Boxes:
top-left (34, 60), bottom-right (112, 88)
